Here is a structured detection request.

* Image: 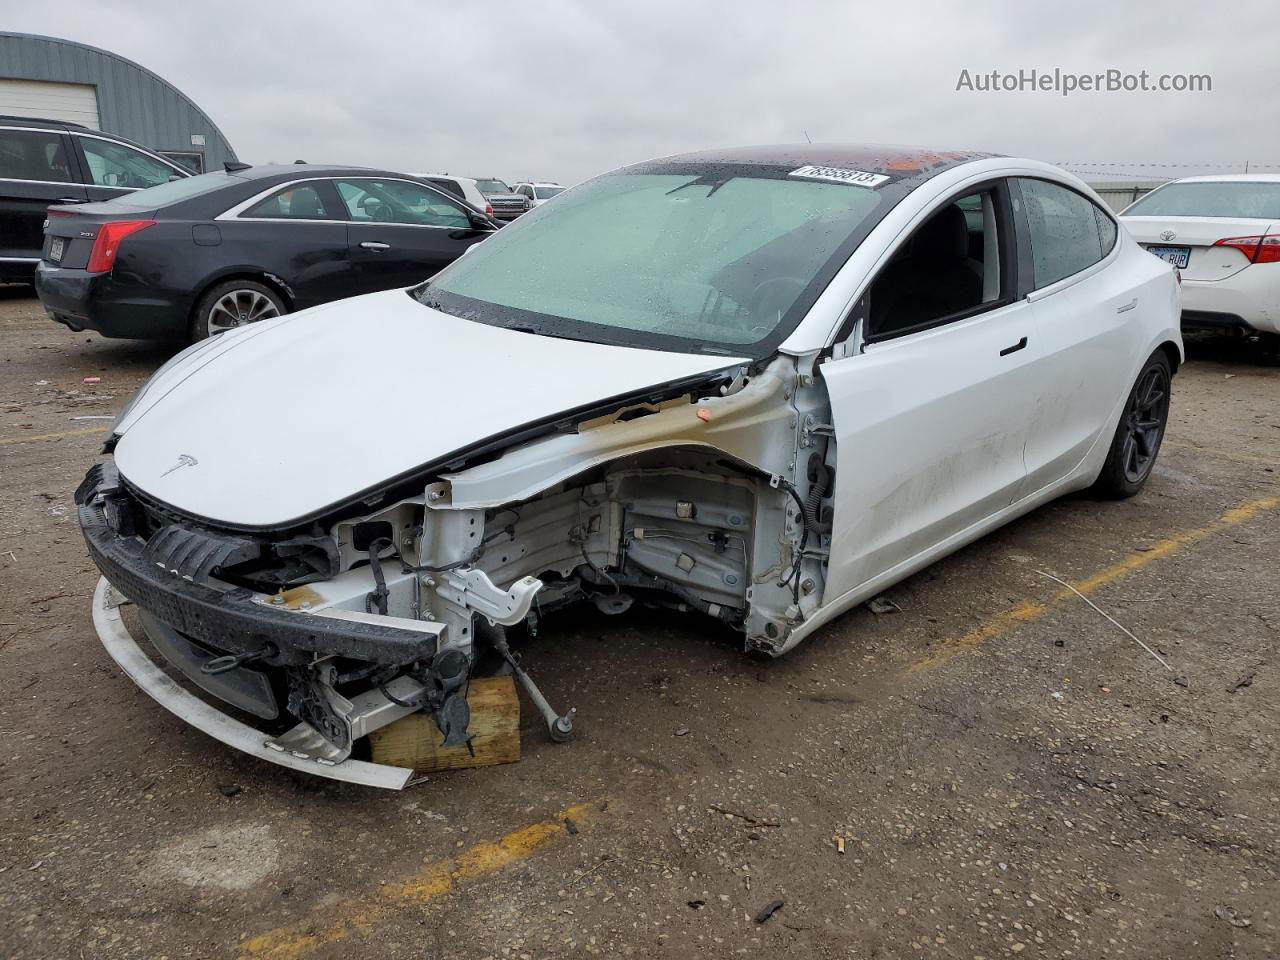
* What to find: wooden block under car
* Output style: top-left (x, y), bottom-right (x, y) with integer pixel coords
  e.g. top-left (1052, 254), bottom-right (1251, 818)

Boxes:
top-left (368, 675), bottom-right (520, 773)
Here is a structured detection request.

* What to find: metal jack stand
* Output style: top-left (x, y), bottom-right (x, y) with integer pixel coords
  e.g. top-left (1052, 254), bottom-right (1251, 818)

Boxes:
top-left (489, 630), bottom-right (575, 742)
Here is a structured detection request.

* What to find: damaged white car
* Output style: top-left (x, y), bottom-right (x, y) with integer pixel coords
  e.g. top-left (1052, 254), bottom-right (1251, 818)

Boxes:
top-left (79, 146), bottom-right (1182, 788)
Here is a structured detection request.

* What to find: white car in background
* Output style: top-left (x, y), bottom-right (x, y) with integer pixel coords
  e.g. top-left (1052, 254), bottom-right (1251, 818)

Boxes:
top-left (1120, 175), bottom-right (1280, 342)
top-left (79, 145), bottom-right (1180, 788)
top-left (513, 181), bottom-right (565, 207)
top-left (418, 173), bottom-right (495, 218)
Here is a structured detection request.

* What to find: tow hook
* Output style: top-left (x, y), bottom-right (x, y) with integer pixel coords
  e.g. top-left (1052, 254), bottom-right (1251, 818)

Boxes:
top-left (489, 630), bottom-right (576, 742)
top-left (201, 643), bottom-right (276, 675)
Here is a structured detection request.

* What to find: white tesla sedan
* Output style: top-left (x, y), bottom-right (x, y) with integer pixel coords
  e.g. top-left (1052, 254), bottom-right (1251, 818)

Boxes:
top-left (78, 145), bottom-right (1182, 787)
top-left (1120, 175), bottom-right (1280, 341)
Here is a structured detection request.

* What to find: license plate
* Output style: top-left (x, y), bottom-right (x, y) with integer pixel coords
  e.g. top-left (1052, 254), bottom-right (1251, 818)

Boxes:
top-left (1147, 245), bottom-right (1190, 269)
top-left (48, 236), bottom-right (64, 263)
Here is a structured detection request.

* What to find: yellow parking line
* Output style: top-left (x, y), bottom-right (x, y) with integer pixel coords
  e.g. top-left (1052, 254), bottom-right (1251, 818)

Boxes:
top-left (0, 425), bottom-right (109, 446)
top-left (909, 495), bottom-right (1280, 672)
top-left (239, 800), bottom-right (602, 960)
top-left (1165, 440), bottom-right (1280, 467)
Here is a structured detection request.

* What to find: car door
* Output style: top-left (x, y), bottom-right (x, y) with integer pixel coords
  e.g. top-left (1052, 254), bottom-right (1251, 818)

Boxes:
top-left (820, 179), bottom-right (1039, 602)
top-left (72, 133), bottom-right (185, 202)
top-left (218, 178), bottom-right (355, 308)
top-left (1013, 178), bottom-right (1145, 492)
top-left (334, 177), bottom-right (493, 294)
top-left (0, 126), bottom-right (86, 272)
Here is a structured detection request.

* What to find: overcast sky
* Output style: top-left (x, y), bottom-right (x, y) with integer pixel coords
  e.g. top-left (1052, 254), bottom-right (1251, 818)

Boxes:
top-left (4, 0), bottom-right (1276, 184)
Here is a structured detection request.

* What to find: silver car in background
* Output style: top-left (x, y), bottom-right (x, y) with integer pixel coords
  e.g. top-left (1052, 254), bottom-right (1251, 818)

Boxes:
top-left (474, 177), bottom-right (530, 220)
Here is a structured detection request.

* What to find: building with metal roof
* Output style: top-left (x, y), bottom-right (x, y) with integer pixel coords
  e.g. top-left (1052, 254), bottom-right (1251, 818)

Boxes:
top-left (0, 32), bottom-right (236, 173)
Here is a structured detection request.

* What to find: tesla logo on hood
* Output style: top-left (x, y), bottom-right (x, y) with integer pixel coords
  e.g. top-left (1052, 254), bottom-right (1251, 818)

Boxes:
top-left (1160, 230), bottom-right (1177, 241)
top-left (161, 453), bottom-right (199, 476)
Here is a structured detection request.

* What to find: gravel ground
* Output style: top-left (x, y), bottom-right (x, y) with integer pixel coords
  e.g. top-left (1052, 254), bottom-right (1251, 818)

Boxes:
top-left (1, 288), bottom-right (1277, 959)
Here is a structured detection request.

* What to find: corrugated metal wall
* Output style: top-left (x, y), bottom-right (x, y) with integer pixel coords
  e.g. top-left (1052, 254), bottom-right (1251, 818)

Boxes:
top-left (0, 32), bottom-right (236, 170)
top-left (1086, 181), bottom-right (1166, 213)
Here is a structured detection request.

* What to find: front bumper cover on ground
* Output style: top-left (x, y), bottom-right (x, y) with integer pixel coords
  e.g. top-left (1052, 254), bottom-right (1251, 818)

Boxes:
top-left (91, 578), bottom-right (421, 788)
top-left (78, 464), bottom-right (446, 788)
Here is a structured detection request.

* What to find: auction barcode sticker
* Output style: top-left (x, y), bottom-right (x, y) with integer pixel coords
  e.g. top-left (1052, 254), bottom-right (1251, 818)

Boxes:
top-left (788, 165), bottom-right (890, 188)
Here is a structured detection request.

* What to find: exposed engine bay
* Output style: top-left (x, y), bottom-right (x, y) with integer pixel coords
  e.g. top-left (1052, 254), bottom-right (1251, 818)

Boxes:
top-left (79, 354), bottom-right (838, 785)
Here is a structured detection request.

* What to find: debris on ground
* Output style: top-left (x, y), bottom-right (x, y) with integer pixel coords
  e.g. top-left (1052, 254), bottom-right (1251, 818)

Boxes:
top-left (687, 899), bottom-right (705, 910)
top-left (1229, 671), bottom-right (1256, 692)
top-left (866, 596), bottom-right (900, 615)
top-left (754, 899), bottom-right (785, 924)
top-left (834, 836), bottom-right (846, 854)
top-left (568, 857), bottom-right (613, 887)
top-left (217, 784), bottom-right (242, 797)
top-left (674, 725), bottom-right (691, 737)
top-left (1174, 675), bottom-right (1189, 688)
top-left (1214, 905), bottom-right (1252, 928)
top-left (1036, 569), bottom-right (1171, 671)
top-left (708, 804), bottom-right (781, 827)
top-left (563, 817), bottom-right (579, 836)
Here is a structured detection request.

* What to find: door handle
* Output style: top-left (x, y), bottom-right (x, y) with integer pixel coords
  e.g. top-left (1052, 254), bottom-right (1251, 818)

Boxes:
top-left (55, 198), bottom-right (86, 203)
top-left (999, 336), bottom-right (1028, 357)
top-left (1115, 298), bottom-right (1138, 314)
top-left (359, 241), bottom-right (390, 251)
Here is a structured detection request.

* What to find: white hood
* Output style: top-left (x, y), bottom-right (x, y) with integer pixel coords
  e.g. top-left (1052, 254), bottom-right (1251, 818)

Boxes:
top-left (113, 289), bottom-right (744, 528)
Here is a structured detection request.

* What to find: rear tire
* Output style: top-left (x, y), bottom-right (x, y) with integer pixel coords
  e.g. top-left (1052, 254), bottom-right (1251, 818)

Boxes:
top-left (1257, 332), bottom-right (1280, 362)
top-left (1091, 350), bottom-right (1172, 499)
top-left (191, 279), bottom-right (287, 342)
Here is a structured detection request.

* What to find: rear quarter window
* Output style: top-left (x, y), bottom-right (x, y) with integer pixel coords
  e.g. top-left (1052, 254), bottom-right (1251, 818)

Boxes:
top-left (429, 178), bottom-right (466, 200)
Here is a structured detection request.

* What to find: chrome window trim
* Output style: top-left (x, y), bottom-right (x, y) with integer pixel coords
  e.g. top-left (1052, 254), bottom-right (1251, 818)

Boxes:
top-left (0, 255), bottom-right (40, 262)
top-left (0, 124), bottom-right (72, 133)
top-left (0, 175), bottom-right (80, 187)
top-left (214, 178), bottom-right (346, 223)
top-left (71, 132), bottom-right (188, 177)
top-left (333, 175), bottom-right (475, 229)
top-left (0, 124), bottom-right (187, 183)
top-left (217, 175), bottom-right (480, 229)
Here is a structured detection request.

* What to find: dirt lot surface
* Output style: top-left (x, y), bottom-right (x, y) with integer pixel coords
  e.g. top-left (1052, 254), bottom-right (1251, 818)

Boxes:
top-left (1, 288), bottom-right (1277, 959)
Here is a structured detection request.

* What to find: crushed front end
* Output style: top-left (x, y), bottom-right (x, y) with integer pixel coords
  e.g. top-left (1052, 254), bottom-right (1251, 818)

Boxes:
top-left (79, 353), bottom-right (840, 787)
top-left (77, 461), bottom-right (549, 788)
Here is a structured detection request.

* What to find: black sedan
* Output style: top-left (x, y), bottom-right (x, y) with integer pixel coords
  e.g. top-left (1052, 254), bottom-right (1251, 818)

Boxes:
top-left (35, 164), bottom-right (499, 342)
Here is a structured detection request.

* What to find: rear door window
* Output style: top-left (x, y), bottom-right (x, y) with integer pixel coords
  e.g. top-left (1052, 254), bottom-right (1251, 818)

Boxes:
top-left (0, 129), bottom-right (75, 183)
top-left (1016, 178), bottom-right (1110, 290)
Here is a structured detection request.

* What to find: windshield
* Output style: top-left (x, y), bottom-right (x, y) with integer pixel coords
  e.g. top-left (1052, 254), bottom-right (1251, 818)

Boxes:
top-left (417, 165), bottom-right (893, 355)
top-left (95, 171), bottom-right (239, 210)
top-left (475, 179), bottom-right (512, 194)
top-left (1124, 181), bottom-right (1280, 219)
top-left (534, 185), bottom-right (564, 199)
